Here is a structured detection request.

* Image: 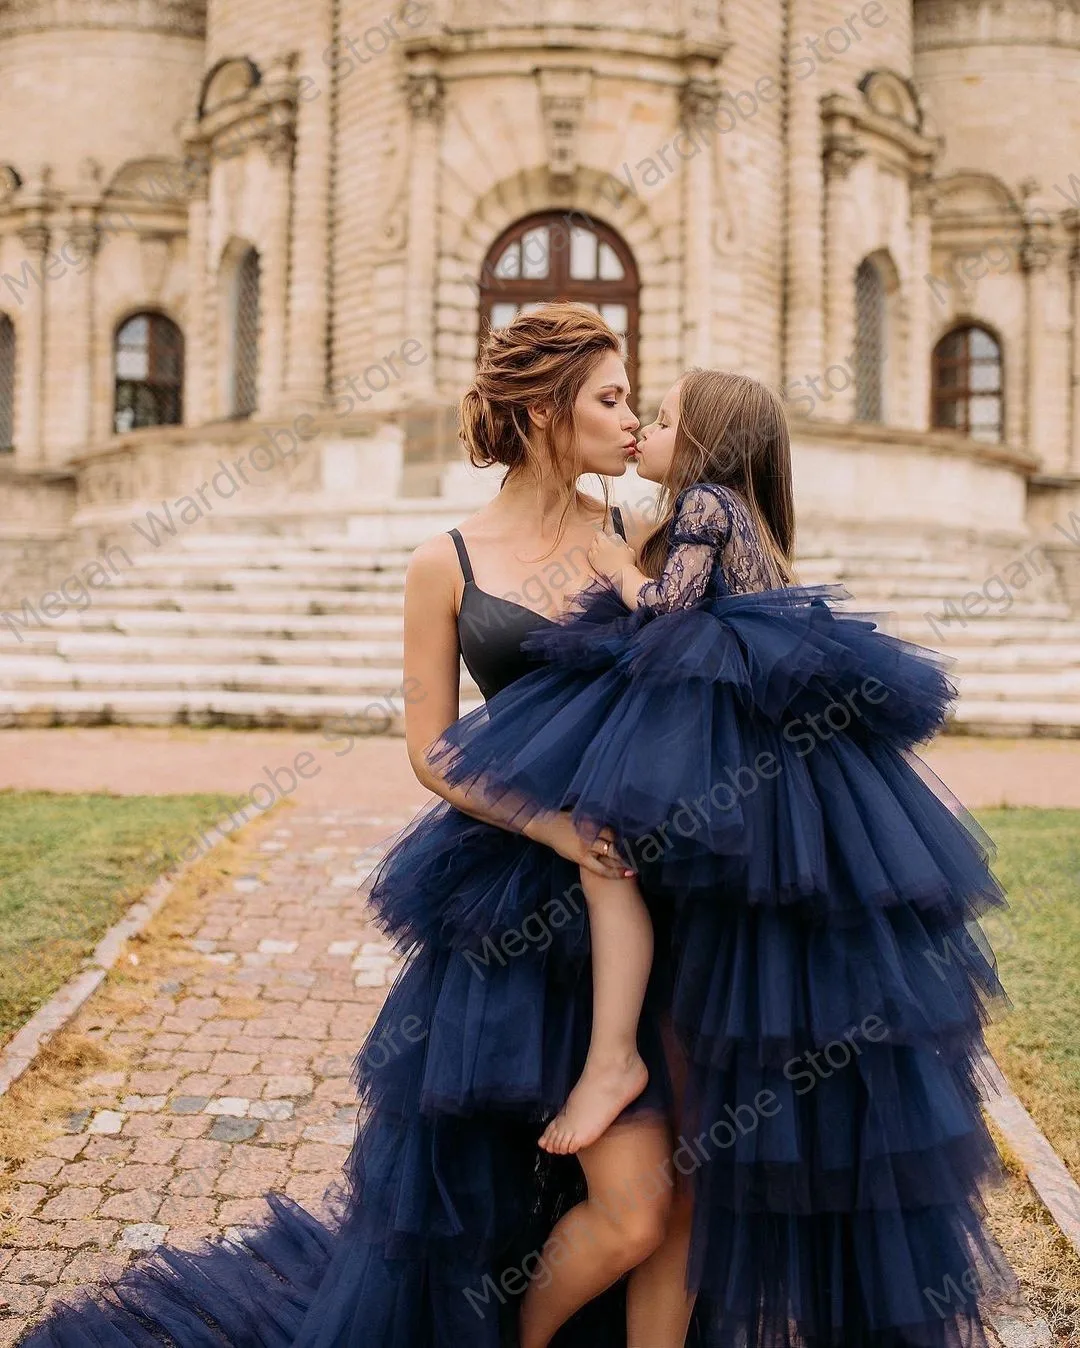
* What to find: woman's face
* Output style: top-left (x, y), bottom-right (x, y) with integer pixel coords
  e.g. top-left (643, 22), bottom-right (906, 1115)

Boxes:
top-left (632, 379), bottom-right (682, 483)
top-left (555, 350), bottom-right (640, 478)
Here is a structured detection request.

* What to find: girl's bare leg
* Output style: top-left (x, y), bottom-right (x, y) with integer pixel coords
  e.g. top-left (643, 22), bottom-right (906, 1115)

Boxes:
top-left (626, 1012), bottom-right (699, 1346)
top-left (538, 869), bottom-right (653, 1155)
top-left (519, 1115), bottom-right (675, 1348)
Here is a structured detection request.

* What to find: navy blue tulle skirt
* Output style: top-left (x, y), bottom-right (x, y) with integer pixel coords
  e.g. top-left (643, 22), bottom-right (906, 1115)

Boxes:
top-left (22, 581), bottom-right (1014, 1348)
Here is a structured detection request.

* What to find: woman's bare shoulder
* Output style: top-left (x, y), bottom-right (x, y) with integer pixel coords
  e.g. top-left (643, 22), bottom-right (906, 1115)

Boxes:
top-left (406, 530), bottom-right (460, 594)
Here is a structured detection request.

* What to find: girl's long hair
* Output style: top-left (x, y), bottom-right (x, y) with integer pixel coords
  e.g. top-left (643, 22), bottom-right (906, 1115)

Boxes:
top-left (638, 369), bottom-right (798, 586)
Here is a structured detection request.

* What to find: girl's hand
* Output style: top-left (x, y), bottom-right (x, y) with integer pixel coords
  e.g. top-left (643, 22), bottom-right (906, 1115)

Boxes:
top-left (526, 812), bottom-right (635, 879)
top-left (587, 530), bottom-right (637, 584)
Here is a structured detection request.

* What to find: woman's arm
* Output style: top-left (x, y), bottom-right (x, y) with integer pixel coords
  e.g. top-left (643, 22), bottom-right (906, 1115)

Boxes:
top-left (402, 534), bottom-right (632, 876)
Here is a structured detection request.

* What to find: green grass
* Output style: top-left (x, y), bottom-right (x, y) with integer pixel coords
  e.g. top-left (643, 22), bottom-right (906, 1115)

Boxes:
top-left (0, 790), bottom-right (243, 1044)
top-left (977, 807), bottom-right (1080, 1183)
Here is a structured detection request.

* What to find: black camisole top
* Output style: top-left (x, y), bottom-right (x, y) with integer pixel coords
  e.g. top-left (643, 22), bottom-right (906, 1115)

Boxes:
top-left (449, 507), bottom-right (626, 701)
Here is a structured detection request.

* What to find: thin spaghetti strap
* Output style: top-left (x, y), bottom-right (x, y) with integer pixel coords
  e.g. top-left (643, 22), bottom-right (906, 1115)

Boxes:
top-left (611, 506), bottom-right (626, 541)
top-left (447, 528), bottom-right (474, 584)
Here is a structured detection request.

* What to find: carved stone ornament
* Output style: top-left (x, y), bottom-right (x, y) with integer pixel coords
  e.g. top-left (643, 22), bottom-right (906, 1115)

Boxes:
top-left (0, 164), bottom-right (21, 206)
top-left (537, 67), bottom-right (593, 184)
top-left (406, 72), bottom-right (445, 122)
top-left (823, 136), bottom-right (865, 180)
top-left (680, 78), bottom-right (721, 131)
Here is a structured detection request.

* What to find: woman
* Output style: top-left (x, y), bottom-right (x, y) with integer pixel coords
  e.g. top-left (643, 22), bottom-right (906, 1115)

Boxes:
top-left (23, 305), bottom-right (707, 1347)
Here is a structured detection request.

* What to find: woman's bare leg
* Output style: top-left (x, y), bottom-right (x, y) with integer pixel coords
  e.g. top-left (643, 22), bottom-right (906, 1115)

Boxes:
top-left (539, 869), bottom-right (653, 1155)
top-left (519, 1114), bottom-right (676, 1348)
top-left (626, 1013), bottom-right (699, 1346)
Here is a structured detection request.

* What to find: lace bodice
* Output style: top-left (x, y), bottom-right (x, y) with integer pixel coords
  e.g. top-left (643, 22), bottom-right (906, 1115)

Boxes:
top-left (635, 482), bottom-right (783, 614)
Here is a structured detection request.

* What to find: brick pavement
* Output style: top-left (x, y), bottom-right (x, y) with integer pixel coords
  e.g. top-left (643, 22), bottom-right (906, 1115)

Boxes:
top-left (0, 803), bottom-right (414, 1342)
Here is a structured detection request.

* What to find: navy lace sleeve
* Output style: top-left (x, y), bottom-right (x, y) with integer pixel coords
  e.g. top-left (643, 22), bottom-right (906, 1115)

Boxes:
top-left (635, 483), bottom-right (733, 614)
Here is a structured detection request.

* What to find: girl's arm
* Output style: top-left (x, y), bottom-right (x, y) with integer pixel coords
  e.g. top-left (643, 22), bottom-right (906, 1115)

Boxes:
top-left (590, 484), bottom-right (733, 615)
top-left (401, 534), bottom-right (630, 875)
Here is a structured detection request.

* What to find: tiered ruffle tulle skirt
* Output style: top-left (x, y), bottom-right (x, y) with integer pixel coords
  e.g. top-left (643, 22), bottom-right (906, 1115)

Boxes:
top-left (23, 581), bottom-right (1014, 1348)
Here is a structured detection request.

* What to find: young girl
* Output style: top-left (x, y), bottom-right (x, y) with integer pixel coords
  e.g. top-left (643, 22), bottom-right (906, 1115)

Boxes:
top-left (530, 369), bottom-right (798, 1156)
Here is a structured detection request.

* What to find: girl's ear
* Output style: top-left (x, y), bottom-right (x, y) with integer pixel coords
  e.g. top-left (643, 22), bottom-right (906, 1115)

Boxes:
top-left (526, 402), bottom-right (553, 431)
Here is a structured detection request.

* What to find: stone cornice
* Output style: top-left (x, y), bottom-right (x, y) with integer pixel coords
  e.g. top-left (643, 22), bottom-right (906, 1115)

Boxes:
top-left (791, 413), bottom-right (1040, 476)
top-left (400, 23), bottom-right (728, 87)
top-left (914, 0), bottom-right (1080, 52)
top-left (0, 0), bottom-right (205, 39)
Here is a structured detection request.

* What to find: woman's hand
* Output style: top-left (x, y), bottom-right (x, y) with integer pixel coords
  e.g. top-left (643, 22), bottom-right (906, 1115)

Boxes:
top-left (526, 811), bottom-right (636, 879)
top-left (587, 530), bottom-right (638, 585)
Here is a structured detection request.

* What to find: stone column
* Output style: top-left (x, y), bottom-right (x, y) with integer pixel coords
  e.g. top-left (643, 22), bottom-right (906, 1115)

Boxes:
top-left (183, 153), bottom-right (213, 425)
top-left (64, 215), bottom-right (100, 451)
top-left (783, 2), bottom-right (825, 392)
top-left (1070, 224), bottom-right (1080, 473)
top-left (1021, 228), bottom-right (1053, 465)
top-left (403, 70), bottom-right (444, 400)
top-left (13, 220), bottom-right (48, 467)
top-left (284, 8), bottom-right (333, 409)
top-left (680, 78), bottom-right (720, 369)
top-left (820, 137), bottom-right (863, 421)
top-left (258, 120), bottom-right (296, 418)
top-left (906, 175), bottom-right (935, 432)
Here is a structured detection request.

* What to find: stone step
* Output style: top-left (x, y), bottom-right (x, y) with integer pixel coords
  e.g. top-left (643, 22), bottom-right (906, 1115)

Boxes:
top-left (1, 633), bottom-right (404, 666)
top-left (953, 668), bottom-right (1080, 698)
top-left (108, 568), bottom-right (410, 593)
top-left (947, 700), bottom-right (1080, 737)
top-left (798, 557), bottom-right (1023, 583)
top-left (0, 688), bottom-right (484, 732)
top-left (0, 657), bottom-right (462, 698)
top-left (5, 656), bottom-right (1078, 702)
top-left (864, 597), bottom-right (1075, 623)
top-left (944, 643), bottom-right (1080, 670)
top-left (133, 547), bottom-right (415, 570)
top-left (845, 579), bottom-right (1060, 604)
top-left (41, 589), bottom-right (406, 616)
top-left (1, 683), bottom-right (1077, 736)
top-left (3, 610), bottom-right (404, 641)
top-left (900, 616), bottom-right (1080, 644)
top-left (8, 630), bottom-right (1080, 675)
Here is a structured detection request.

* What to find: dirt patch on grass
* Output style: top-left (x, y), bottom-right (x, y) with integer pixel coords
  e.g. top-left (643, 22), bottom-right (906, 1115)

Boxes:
top-left (985, 1118), bottom-right (1080, 1343)
top-left (0, 816), bottom-right (270, 1226)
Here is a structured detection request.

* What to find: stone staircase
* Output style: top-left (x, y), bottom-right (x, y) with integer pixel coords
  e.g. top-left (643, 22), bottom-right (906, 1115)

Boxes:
top-left (1, 509), bottom-right (1079, 736)
top-left (795, 535), bottom-right (1080, 737)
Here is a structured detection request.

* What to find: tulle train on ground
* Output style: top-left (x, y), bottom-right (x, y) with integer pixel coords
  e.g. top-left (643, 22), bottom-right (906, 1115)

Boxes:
top-left (22, 581), bottom-right (1015, 1347)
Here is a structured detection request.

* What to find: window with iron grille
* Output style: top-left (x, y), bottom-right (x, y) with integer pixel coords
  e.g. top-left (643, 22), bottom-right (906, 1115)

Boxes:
top-left (931, 325), bottom-right (1004, 444)
top-left (232, 247), bottom-right (261, 418)
top-left (114, 313), bottom-right (184, 435)
top-left (478, 214), bottom-right (640, 385)
top-left (854, 258), bottom-right (886, 423)
top-left (0, 315), bottom-right (13, 452)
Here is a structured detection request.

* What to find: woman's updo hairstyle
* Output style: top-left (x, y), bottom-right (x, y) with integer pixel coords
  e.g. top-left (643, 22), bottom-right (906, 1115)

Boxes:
top-left (460, 302), bottom-right (622, 473)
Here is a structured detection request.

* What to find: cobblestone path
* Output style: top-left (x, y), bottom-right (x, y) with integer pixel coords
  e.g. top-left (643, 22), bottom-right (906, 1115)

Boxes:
top-left (0, 803), bottom-right (411, 1342)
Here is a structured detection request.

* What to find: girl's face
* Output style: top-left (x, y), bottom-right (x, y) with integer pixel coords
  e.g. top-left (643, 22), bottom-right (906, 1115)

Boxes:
top-left (632, 379), bottom-right (682, 483)
top-left (547, 350), bottom-right (641, 478)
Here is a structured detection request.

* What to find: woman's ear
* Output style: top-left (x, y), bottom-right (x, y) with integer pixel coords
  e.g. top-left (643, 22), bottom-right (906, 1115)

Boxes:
top-left (526, 402), bottom-right (553, 432)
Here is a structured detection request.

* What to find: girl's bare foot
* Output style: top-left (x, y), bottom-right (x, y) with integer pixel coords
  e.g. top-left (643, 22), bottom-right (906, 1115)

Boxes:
top-left (539, 1053), bottom-right (649, 1155)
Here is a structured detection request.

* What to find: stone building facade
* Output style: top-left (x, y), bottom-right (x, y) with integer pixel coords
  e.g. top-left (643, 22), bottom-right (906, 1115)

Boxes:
top-left (1, 0), bottom-right (1080, 731)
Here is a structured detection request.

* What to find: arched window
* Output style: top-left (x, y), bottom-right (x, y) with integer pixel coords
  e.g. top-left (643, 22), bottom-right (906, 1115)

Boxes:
top-left (231, 246), bottom-right (261, 418)
top-left (114, 313), bottom-right (184, 434)
top-left (0, 314), bottom-right (14, 452)
top-left (854, 257), bottom-right (887, 422)
top-left (478, 213), bottom-right (640, 381)
top-left (932, 325), bottom-right (1003, 443)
